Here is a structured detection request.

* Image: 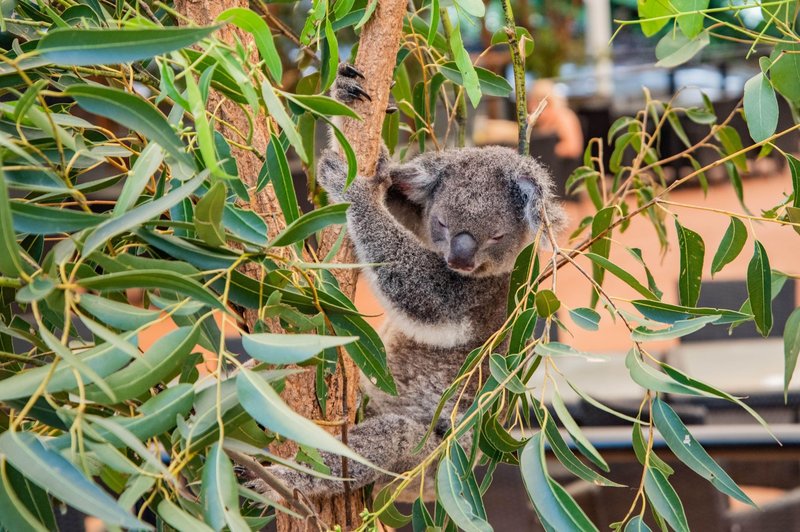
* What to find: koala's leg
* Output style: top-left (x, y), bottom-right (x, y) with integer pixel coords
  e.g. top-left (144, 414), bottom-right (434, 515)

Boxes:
top-left (249, 414), bottom-right (438, 500)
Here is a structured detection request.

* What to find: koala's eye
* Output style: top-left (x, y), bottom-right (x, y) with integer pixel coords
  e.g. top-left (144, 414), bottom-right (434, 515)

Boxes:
top-left (436, 217), bottom-right (448, 229)
top-left (522, 193), bottom-right (529, 203)
top-left (488, 232), bottom-right (506, 243)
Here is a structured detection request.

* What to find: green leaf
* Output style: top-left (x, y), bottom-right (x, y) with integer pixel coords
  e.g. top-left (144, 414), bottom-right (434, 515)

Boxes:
top-left (194, 181), bottom-right (227, 247)
top-left (79, 269), bottom-right (225, 311)
top-left (262, 132), bottom-right (300, 224)
top-left (520, 433), bottom-right (598, 532)
top-left (507, 243), bottom-right (538, 315)
top-left (652, 398), bottom-right (754, 506)
top-left (0, 458), bottom-right (49, 532)
top-left (637, 0), bottom-right (673, 36)
top-left (788, 154), bottom-right (800, 214)
top-left (77, 293), bottom-right (160, 330)
top-left (114, 142), bottom-right (164, 216)
top-left (241, 332), bottom-right (358, 364)
top-left (269, 203), bottom-right (349, 247)
top-left (37, 26), bottom-right (217, 66)
top-left (717, 125), bottom-right (747, 173)
top-left (569, 307), bottom-right (601, 331)
top-left (454, 0), bottom-right (485, 17)
top-left (509, 308), bottom-right (537, 353)
top-left (202, 443), bottom-right (249, 531)
top-left (675, 220), bottom-right (704, 307)
top-left (89, 384), bottom-right (195, 447)
top-left (589, 206), bottom-right (615, 306)
top-left (655, 30), bottom-right (709, 68)
top-left (625, 516), bottom-right (652, 532)
top-left (329, 313), bottom-right (397, 395)
top-left (584, 252), bottom-right (658, 300)
top-left (16, 277), bottom-right (55, 303)
top-left (710, 217), bottom-right (747, 276)
top-left (534, 342), bottom-right (588, 358)
top-left (490, 26), bottom-right (534, 56)
top-left (374, 484), bottom-right (412, 528)
top-left (261, 81), bottom-right (307, 163)
top-left (283, 94), bottom-right (359, 119)
top-left (223, 205), bottom-right (268, 246)
top-left (551, 392), bottom-right (608, 472)
top-left (685, 107), bottom-right (716, 124)
top-left (65, 84), bottom-right (191, 167)
top-left (631, 315), bottom-right (719, 341)
top-left (0, 161), bottom-right (24, 277)
top-left (747, 240), bottom-right (772, 336)
top-left (0, 338), bottom-right (134, 400)
top-left (218, 8), bottom-right (281, 82)
top-left (535, 289), bottom-right (560, 318)
top-left (631, 299), bottom-right (751, 325)
top-left (322, 19), bottom-right (339, 90)
top-left (449, 20), bottom-right (481, 107)
top-left (770, 43), bottom-right (800, 106)
top-left (674, 0), bottom-right (709, 39)
top-left (632, 423), bottom-right (674, 477)
top-left (436, 443), bottom-right (491, 532)
top-left (158, 499), bottom-right (214, 532)
top-left (626, 348), bottom-right (701, 396)
top-left (644, 467), bottom-right (689, 532)
top-left (743, 72), bottom-right (778, 143)
top-left (137, 230), bottom-right (237, 271)
top-left (10, 202), bottom-right (104, 235)
top-left (531, 403), bottom-right (622, 487)
top-left (39, 326), bottom-right (117, 402)
top-left (0, 432), bottom-right (151, 530)
top-left (785, 309), bottom-right (800, 400)
top-left (236, 368), bottom-right (382, 470)
top-left (84, 326), bottom-right (199, 404)
top-left (489, 354), bottom-right (527, 394)
top-left (83, 171), bottom-right (207, 256)
top-left (438, 63), bottom-right (512, 98)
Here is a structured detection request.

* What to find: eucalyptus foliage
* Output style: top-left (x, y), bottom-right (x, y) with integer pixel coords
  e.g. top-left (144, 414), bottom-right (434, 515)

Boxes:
top-left (0, 0), bottom-right (799, 531)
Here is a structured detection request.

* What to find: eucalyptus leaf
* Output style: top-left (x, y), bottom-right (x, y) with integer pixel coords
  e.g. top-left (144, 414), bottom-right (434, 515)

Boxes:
top-left (38, 26), bottom-right (216, 66)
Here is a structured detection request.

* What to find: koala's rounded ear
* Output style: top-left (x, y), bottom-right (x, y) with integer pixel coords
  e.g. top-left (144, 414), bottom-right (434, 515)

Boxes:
top-left (516, 173), bottom-right (566, 233)
top-left (388, 163), bottom-right (439, 204)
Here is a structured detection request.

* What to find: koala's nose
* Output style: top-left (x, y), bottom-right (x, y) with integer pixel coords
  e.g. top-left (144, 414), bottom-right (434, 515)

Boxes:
top-left (447, 232), bottom-right (477, 271)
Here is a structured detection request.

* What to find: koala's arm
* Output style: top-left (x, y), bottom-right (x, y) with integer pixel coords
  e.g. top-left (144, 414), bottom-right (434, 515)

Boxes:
top-left (317, 66), bottom-right (464, 323)
top-left (318, 151), bottom-right (463, 323)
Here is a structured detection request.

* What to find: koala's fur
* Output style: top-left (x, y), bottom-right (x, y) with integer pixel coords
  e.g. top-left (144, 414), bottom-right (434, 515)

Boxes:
top-left (247, 65), bottom-right (564, 503)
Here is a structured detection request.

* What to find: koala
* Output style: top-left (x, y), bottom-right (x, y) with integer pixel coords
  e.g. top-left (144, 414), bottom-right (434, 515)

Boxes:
top-left (247, 64), bottom-right (564, 504)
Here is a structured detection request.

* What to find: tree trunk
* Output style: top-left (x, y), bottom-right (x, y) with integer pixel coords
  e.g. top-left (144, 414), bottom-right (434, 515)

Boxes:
top-left (175, 1), bottom-right (406, 529)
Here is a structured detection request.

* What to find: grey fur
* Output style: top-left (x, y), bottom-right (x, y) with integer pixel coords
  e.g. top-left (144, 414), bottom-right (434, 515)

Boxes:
top-left (248, 66), bottom-right (565, 503)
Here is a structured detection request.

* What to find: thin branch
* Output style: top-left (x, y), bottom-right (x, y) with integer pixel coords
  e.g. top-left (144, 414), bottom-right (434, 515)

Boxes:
top-left (226, 449), bottom-right (328, 532)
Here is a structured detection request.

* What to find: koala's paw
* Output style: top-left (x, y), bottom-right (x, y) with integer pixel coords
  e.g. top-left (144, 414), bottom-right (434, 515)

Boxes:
top-left (333, 64), bottom-right (398, 114)
top-left (333, 64), bottom-right (371, 104)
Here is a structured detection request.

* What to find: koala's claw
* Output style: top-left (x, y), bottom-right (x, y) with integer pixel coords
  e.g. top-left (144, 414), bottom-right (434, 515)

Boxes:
top-left (338, 63), bottom-right (365, 79)
top-left (333, 63), bottom-right (372, 103)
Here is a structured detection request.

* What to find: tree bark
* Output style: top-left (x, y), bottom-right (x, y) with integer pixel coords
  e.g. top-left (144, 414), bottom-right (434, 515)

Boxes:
top-left (175, 1), bottom-right (406, 529)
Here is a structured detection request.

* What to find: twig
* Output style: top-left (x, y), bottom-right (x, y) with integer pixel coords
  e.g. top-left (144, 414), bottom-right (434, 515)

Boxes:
top-left (226, 449), bottom-right (328, 532)
top-left (499, 0), bottom-right (528, 155)
top-left (253, 0), bottom-right (319, 66)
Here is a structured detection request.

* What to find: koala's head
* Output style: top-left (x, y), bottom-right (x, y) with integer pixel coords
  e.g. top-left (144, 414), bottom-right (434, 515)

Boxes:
top-left (388, 146), bottom-right (564, 277)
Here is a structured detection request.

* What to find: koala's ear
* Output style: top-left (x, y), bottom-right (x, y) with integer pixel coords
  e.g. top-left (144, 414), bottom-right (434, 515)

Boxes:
top-left (516, 173), bottom-right (566, 233)
top-left (388, 163), bottom-right (439, 204)
top-left (515, 174), bottom-right (544, 226)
